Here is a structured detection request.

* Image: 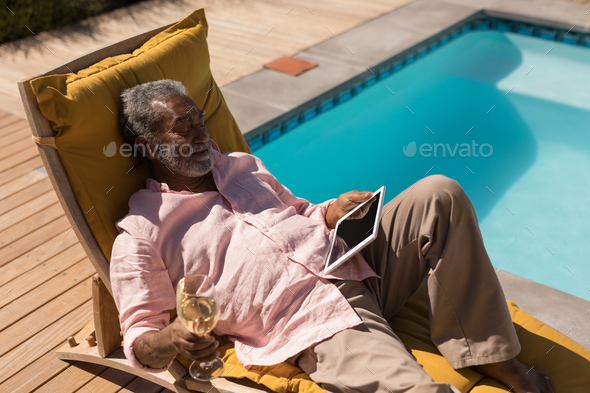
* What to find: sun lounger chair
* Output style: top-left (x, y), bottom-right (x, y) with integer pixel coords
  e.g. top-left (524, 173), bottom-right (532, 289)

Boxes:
top-left (17, 7), bottom-right (590, 393)
top-left (16, 9), bottom-right (258, 393)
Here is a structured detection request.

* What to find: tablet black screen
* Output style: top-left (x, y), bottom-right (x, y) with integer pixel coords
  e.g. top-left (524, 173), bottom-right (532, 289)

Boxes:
top-left (326, 190), bottom-right (382, 269)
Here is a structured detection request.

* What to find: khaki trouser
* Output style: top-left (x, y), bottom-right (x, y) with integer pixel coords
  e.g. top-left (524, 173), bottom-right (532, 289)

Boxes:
top-left (287, 175), bottom-right (521, 393)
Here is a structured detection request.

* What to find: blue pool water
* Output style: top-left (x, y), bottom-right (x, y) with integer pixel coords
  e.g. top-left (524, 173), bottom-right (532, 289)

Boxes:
top-left (255, 30), bottom-right (590, 301)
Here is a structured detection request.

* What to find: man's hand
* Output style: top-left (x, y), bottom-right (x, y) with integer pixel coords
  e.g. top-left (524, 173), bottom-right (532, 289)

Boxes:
top-left (325, 190), bottom-right (376, 229)
top-left (133, 318), bottom-right (220, 369)
top-left (167, 319), bottom-right (220, 362)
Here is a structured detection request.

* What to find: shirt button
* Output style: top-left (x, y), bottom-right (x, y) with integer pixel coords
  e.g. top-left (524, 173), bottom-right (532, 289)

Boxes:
top-left (262, 228), bottom-right (269, 232)
top-left (286, 252), bottom-right (294, 258)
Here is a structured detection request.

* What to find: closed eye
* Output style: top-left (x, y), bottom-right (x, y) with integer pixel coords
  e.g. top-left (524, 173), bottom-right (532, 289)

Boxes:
top-left (175, 116), bottom-right (191, 123)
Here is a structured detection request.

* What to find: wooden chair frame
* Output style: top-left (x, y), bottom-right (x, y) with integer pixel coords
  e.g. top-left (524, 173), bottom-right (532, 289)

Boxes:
top-left (17, 22), bottom-right (269, 393)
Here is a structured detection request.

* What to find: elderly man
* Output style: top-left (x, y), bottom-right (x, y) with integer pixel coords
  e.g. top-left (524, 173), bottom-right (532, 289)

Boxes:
top-left (111, 79), bottom-right (554, 393)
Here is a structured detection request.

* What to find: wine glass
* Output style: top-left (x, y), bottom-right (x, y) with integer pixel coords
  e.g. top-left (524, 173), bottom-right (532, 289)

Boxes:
top-left (176, 274), bottom-right (225, 381)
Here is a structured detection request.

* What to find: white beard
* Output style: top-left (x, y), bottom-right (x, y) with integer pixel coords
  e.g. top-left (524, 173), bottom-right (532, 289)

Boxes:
top-left (155, 140), bottom-right (213, 178)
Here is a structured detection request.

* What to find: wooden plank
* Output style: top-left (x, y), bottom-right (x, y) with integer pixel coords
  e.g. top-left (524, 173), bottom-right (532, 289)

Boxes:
top-left (0, 156), bottom-right (43, 187)
top-left (0, 114), bottom-right (23, 129)
top-left (0, 242), bottom-right (86, 304)
top-left (55, 344), bottom-right (184, 392)
top-left (0, 276), bottom-right (92, 356)
top-left (75, 320), bottom-right (98, 343)
top-left (0, 203), bottom-right (63, 247)
top-left (0, 214), bottom-right (72, 269)
top-left (0, 119), bottom-right (29, 139)
top-left (52, 341), bottom-right (266, 393)
top-left (0, 144), bottom-right (39, 173)
top-left (207, 27), bottom-right (303, 51)
top-left (0, 259), bottom-right (95, 331)
top-left (208, 21), bottom-right (324, 46)
top-left (0, 121), bottom-right (28, 139)
top-left (0, 52), bottom-right (65, 75)
top-left (206, 3), bottom-right (358, 33)
top-left (117, 376), bottom-right (166, 393)
top-left (0, 177), bottom-right (53, 215)
top-left (0, 91), bottom-right (26, 119)
top-left (0, 137), bottom-right (35, 160)
top-left (0, 225), bottom-right (79, 288)
top-left (34, 361), bottom-right (109, 393)
top-left (0, 300), bottom-right (92, 384)
top-left (0, 190), bottom-right (59, 232)
top-left (1, 278), bottom-right (92, 337)
top-left (0, 342), bottom-right (72, 393)
top-left (93, 275), bottom-right (122, 357)
top-left (75, 367), bottom-right (136, 393)
top-left (0, 67), bottom-right (43, 88)
top-left (42, 25), bottom-right (174, 77)
top-left (0, 167), bottom-right (48, 201)
top-left (54, 344), bottom-right (259, 393)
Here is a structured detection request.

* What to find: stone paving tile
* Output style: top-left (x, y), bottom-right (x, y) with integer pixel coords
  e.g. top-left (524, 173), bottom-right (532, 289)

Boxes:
top-left (376, 0), bottom-right (479, 34)
top-left (438, 0), bottom-right (498, 8)
top-left (485, 0), bottom-right (590, 32)
top-left (222, 55), bottom-right (362, 113)
top-left (299, 16), bottom-right (434, 69)
top-left (263, 56), bottom-right (318, 76)
top-left (497, 269), bottom-right (590, 351)
top-left (222, 90), bottom-right (287, 136)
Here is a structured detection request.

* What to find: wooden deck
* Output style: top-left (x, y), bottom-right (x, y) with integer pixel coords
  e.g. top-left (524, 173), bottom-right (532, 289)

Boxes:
top-left (0, 0), bottom-right (415, 119)
top-left (0, 0), bottom-right (588, 391)
top-left (0, 0), bottom-right (416, 391)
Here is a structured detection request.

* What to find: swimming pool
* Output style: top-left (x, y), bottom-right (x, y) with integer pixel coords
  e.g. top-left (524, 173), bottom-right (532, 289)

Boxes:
top-left (254, 29), bottom-right (590, 301)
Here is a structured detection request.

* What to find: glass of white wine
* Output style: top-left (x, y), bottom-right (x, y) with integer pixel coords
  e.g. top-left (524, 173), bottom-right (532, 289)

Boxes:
top-left (176, 274), bottom-right (225, 381)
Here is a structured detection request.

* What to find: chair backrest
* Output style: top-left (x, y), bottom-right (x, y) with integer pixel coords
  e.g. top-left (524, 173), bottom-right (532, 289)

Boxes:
top-left (18, 8), bottom-right (251, 294)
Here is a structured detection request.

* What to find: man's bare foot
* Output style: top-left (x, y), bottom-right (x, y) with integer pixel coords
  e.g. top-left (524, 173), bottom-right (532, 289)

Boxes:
top-left (472, 357), bottom-right (554, 393)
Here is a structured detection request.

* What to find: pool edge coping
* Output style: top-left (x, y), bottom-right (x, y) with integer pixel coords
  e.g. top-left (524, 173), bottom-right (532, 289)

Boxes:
top-left (221, 0), bottom-right (590, 147)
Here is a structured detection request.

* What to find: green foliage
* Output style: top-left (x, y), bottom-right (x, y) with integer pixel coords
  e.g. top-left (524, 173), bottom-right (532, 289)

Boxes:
top-left (0, 0), bottom-right (142, 45)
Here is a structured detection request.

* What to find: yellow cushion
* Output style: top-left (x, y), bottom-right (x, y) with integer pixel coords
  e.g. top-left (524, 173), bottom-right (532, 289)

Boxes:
top-left (502, 300), bottom-right (590, 392)
top-left (180, 279), bottom-right (590, 393)
top-left (29, 8), bottom-right (250, 261)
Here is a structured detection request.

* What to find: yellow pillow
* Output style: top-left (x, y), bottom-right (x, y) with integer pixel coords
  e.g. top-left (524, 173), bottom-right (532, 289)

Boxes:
top-left (29, 8), bottom-right (250, 261)
top-left (182, 279), bottom-right (590, 393)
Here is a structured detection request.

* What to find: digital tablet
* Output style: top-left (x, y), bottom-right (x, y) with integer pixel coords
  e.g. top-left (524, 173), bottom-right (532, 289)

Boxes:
top-left (323, 186), bottom-right (385, 275)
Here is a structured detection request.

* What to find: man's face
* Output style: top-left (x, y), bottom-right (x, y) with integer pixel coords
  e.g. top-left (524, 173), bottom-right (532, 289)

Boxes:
top-left (148, 95), bottom-right (212, 178)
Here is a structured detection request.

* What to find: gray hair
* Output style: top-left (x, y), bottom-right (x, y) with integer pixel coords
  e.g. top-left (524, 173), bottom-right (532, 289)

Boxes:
top-left (118, 79), bottom-right (188, 148)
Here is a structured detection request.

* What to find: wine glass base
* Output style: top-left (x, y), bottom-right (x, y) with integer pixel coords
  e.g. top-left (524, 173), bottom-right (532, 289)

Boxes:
top-left (189, 358), bottom-right (225, 381)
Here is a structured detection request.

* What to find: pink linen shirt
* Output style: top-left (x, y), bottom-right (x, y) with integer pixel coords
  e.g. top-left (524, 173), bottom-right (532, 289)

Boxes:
top-left (110, 140), bottom-right (379, 373)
